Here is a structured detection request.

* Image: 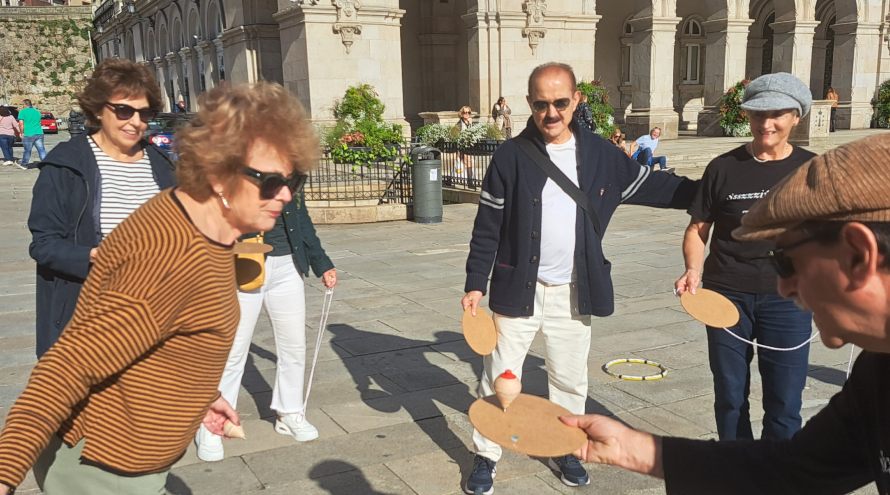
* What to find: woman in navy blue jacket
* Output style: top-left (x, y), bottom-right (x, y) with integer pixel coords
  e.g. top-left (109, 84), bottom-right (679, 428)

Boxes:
top-left (27, 59), bottom-right (175, 357)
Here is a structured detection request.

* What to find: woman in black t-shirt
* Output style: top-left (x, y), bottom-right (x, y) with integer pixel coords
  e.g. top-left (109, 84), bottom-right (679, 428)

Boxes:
top-left (674, 73), bottom-right (815, 442)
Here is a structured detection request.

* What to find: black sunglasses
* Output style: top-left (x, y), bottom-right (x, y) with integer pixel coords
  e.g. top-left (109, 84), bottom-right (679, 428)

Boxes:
top-left (105, 103), bottom-right (158, 123)
top-left (768, 236), bottom-right (818, 278)
top-left (242, 166), bottom-right (308, 200)
top-left (531, 98), bottom-right (572, 113)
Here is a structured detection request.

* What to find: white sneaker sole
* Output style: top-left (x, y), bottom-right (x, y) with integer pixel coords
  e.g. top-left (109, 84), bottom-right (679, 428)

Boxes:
top-left (274, 419), bottom-right (319, 442)
top-left (463, 465), bottom-right (496, 495)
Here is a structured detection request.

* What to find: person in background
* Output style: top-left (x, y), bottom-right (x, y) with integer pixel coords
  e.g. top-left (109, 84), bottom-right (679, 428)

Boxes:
top-left (562, 133), bottom-right (890, 495)
top-left (28, 58), bottom-right (176, 358)
top-left (175, 98), bottom-right (188, 113)
top-left (196, 180), bottom-right (338, 461)
top-left (826, 87), bottom-right (839, 133)
top-left (573, 93), bottom-right (595, 134)
top-left (0, 81), bottom-right (319, 495)
top-left (492, 97), bottom-right (513, 139)
top-left (675, 72), bottom-right (816, 442)
top-left (633, 127), bottom-right (669, 172)
top-left (17, 99), bottom-right (45, 169)
top-left (608, 128), bottom-right (636, 158)
top-left (0, 107), bottom-right (19, 166)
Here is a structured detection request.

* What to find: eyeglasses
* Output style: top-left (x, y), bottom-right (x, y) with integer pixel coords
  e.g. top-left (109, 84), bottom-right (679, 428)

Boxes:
top-left (104, 103), bottom-right (157, 123)
top-left (530, 98), bottom-right (572, 113)
top-left (242, 166), bottom-right (308, 200)
top-left (768, 236), bottom-right (818, 278)
top-left (460, 111), bottom-right (471, 115)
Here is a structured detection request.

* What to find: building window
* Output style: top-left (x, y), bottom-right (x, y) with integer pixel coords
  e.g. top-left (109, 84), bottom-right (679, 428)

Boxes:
top-left (685, 45), bottom-right (700, 83)
top-left (679, 18), bottom-right (704, 84)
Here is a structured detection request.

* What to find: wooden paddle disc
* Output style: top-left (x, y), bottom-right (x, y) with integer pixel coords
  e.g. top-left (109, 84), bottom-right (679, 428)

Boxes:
top-left (469, 394), bottom-right (587, 457)
top-left (233, 242), bottom-right (273, 255)
top-left (462, 307), bottom-right (497, 356)
top-left (680, 288), bottom-right (740, 328)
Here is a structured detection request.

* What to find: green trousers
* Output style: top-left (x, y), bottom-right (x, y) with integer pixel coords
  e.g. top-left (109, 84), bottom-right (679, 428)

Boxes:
top-left (33, 436), bottom-right (168, 495)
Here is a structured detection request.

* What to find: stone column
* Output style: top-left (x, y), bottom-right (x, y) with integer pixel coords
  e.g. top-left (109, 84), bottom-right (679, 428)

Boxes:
top-left (220, 24), bottom-right (282, 84)
top-left (274, 1), bottom-right (407, 127)
top-left (166, 52), bottom-right (183, 108)
top-left (462, 2), bottom-right (599, 135)
top-left (625, 15), bottom-right (682, 139)
top-left (697, 17), bottom-right (753, 136)
top-left (831, 20), bottom-right (883, 129)
top-left (196, 40), bottom-right (216, 91)
top-left (213, 38), bottom-right (226, 82)
top-left (179, 47), bottom-right (198, 110)
top-left (769, 19), bottom-right (819, 87)
top-left (153, 57), bottom-right (170, 112)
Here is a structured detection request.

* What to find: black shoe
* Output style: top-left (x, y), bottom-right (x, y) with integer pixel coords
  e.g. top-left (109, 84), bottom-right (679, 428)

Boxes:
top-left (464, 455), bottom-right (497, 494)
top-left (548, 454), bottom-right (590, 487)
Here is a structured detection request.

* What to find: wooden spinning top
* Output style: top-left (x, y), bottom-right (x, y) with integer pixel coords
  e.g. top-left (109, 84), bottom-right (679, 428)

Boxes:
top-left (493, 369), bottom-right (521, 411)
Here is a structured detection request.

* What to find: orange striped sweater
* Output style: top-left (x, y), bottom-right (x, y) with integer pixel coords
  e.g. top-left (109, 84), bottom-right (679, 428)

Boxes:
top-left (0, 189), bottom-right (239, 488)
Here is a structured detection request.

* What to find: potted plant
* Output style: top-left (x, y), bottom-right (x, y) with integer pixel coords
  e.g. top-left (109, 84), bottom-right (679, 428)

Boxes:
top-left (577, 80), bottom-right (615, 138)
top-left (416, 122), bottom-right (452, 148)
top-left (719, 80), bottom-right (752, 137)
top-left (323, 83), bottom-right (404, 166)
top-left (872, 79), bottom-right (890, 128)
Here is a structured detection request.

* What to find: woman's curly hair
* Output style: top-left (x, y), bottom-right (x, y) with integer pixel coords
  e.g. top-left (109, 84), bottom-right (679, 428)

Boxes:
top-left (175, 81), bottom-right (320, 201)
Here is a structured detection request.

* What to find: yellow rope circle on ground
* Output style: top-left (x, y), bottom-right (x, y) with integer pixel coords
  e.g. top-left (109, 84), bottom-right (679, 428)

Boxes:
top-left (602, 358), bottom-right (668, 381)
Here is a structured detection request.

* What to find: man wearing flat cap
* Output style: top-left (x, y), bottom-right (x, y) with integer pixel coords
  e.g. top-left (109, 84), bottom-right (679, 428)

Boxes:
top-left (559, 133), bottom-right (890, 494)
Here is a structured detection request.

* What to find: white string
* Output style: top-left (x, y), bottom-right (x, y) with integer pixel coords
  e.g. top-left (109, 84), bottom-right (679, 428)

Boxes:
top-left (846, 344), bottom-right (856, 379)
top-left (301, 287), bottom-right (334, 417)
top-left (720, 326), bottom-right (818, 352)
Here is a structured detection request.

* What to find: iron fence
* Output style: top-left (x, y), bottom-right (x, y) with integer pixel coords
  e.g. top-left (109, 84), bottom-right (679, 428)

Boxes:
top-left (439, 141), bottom-right (499, 191)
top-left (305, 149), bottom-right (412, 206)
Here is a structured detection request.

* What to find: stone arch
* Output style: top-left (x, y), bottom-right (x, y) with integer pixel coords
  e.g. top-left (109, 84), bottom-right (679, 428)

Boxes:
top-left (146, 27), bottom-right (157, 60)
top-left (812, 0), bottom-right (836, 96)
top-left (204, 0), bottom-right (223, 39)
top-left (186, 4), bottom-right (201, 47)
top-left (171, 14), bottom-right (184, 52)
top-left (594, 2), bottom-right (643, 127)
top-left (157, 22), bottom-right (169, 56)
top-left (675, 12), bottom-right (706, 130)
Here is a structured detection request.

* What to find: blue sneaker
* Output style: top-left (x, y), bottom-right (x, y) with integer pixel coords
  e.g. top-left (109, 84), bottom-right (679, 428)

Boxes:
top-left (464, 455), bottom-right (497, 494)
top-left (548, 454), bottom-right (590, 487)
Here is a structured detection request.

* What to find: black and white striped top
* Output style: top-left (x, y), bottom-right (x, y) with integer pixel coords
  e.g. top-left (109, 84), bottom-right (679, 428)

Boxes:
top-left (89, 137), bottom-right (160, 238)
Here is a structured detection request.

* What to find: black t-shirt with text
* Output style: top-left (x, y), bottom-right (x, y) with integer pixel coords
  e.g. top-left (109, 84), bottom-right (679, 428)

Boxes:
top-left (688, 145), bottom-right (816, 293)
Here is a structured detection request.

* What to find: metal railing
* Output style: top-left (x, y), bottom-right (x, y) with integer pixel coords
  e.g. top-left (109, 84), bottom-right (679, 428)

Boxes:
top-left (439, 141), bottom-right (499, 191)
top-left (305, 149), bottom-right (412, 206)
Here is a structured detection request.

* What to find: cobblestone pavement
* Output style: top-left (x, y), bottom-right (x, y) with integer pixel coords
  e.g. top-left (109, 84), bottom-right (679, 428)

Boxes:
top-left (1, 130), bottom-right (886, 494)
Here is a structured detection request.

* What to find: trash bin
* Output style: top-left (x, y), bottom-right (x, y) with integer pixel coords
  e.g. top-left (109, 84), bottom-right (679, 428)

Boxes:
top-left (410, 145), bottom-right (443, 224)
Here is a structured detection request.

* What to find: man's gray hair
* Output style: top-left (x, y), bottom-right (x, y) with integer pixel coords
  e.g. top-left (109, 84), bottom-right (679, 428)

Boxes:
top-left (527, 62), bottom-right (578, 96)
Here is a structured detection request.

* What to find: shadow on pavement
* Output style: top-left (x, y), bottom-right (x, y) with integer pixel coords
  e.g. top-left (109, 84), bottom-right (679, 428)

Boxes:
top-left (309, 460), bottom-right (398, 495)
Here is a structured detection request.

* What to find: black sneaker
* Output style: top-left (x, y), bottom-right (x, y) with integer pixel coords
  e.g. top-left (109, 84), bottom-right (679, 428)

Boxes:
top-left (548, 454), bottom-right (590, 487)
top-left (464, 455), bottom-right (497, 495)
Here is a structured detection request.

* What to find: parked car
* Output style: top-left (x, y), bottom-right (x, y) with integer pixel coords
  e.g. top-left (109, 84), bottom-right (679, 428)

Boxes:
top-left (40, 112), bottom-right (58, 134)
top-left (145, 112), bottom-right (193, 159)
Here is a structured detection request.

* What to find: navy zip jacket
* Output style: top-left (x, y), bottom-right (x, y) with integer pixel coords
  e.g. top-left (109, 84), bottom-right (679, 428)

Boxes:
top-left (465, 118), bottom-right (698, 317)
top-left (28, 134), bottom-right (175, 356)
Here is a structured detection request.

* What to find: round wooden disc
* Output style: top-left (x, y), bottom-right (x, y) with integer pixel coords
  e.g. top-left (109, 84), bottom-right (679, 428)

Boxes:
top-left (233, 242), bottom-right (273, 255)
top-left (462, 307), bottom-right (497, 356)
top-left (680, 288), bottom-right (740, 328)
top-left (469, 394), bottom-right (587, 457)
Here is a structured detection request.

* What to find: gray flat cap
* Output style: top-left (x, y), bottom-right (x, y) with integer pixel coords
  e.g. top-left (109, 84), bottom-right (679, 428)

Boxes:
top-left (740, 72), bottom-right (812, 117)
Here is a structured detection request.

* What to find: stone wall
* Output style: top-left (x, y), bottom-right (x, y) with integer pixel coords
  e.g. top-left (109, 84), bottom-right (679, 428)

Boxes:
top-left (0, 6), bottom-right (94, 119)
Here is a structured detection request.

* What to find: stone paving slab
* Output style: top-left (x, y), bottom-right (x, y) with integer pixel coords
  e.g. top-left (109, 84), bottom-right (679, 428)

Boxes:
top-left (0, 132), bottom-right (885, 494)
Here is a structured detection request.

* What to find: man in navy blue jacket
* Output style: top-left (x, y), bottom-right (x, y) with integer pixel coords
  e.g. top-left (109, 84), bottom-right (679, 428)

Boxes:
top-left (460, 62), bottom-right (698, 495)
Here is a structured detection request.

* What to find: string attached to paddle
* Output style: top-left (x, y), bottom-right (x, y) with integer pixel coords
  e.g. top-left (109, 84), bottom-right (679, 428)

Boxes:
top-left (602, 358), bottom-right (668, 381)
top-left (718, 326), bottom-right (818, 352)
top-left (301, 287), bottom-right (334, 419)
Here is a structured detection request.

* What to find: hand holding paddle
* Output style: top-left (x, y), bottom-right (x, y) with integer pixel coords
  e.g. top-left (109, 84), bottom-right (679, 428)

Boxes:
top-left (674, 268), bottom-right (701, 296)
top-left (462, 290), bottom-right (483, 316)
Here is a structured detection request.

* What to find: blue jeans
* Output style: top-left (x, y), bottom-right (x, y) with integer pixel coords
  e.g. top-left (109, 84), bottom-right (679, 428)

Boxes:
top-left (705, 287), bottom-right (812, 441)
top-left (0, 135), bottom-right (13, 161)
top-left (22, 134), bottom-right (46, 166)
top-left (635, 147), bottom-right (667, 170)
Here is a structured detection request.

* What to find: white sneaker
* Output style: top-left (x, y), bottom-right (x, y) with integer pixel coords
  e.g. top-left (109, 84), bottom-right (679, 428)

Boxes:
top-left (275, 413), bottom-right (319, 442)
top-left (2, 161), bottom-right (11, 166)
top-left (195, 424), bottom-right (224, 462)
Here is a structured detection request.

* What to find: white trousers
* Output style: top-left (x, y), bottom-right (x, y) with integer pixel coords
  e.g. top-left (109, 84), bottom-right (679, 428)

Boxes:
top-left (218, 255), bottom-right (308, 415)
top-left (473, 280), bottom-right (592, 461)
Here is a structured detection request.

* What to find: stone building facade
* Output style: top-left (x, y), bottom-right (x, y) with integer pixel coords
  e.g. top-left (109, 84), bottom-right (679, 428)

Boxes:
top-left (93, 0), bottom-right (890, 138)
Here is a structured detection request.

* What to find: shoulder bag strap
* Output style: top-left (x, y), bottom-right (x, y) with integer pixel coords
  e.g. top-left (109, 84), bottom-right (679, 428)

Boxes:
top-left (515, 136), bottom-right (603, 236)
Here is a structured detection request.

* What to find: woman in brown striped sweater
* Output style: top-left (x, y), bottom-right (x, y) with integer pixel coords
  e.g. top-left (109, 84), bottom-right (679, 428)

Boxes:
top-left (0, 81), bottom-right (319, 495)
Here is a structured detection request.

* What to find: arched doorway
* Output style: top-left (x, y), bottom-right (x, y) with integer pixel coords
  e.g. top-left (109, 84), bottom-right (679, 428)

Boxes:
top-left (761, 12), bottom-right (775, 75)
